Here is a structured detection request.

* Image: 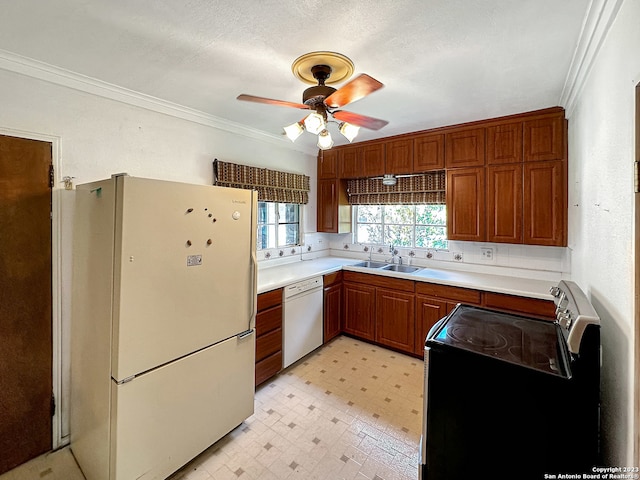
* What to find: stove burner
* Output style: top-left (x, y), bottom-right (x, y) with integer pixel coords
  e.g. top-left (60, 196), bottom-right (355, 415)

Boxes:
top-left (447, 324), bottom-right (509, 350)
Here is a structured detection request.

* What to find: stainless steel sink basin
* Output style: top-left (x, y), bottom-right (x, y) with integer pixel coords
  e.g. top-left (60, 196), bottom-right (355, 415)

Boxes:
top-left (352, 261), bottom-right (388, 268)
top-left (381, 264), bottom-right (421, 273)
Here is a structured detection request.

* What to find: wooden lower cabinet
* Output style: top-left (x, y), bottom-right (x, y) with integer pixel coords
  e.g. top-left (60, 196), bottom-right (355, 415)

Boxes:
top-left (323, 271), bottom-right (343, 343)
top-left (414, 296), bottom-right (452, 355)
top-left (375, 288), bottom-right (415, 354)
top-left (343, 282), bottom-right (376, 341)
top-left (255, 289), bottom-right (283, 386)
top-left (483, 291), bottom-right (556, 320)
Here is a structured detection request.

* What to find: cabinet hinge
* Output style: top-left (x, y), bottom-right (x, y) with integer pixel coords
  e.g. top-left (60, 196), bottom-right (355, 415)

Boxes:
top-left (49, 164), bottom-right (55, 189)
top-left (51, 392), bottom-right (56, 417)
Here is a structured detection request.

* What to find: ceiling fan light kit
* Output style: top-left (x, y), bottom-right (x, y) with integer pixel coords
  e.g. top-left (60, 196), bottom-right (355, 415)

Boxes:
top-left (237, 51), bottom-right (389, 149)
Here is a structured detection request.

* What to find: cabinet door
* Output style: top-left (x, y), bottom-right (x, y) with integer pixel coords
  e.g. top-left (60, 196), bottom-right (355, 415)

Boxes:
top-left (523, 160), bottom-right (566, 246)
top-left (446, 167), bottom-right (485, 241)
top-left (343, 282), bottom-right (376, 341)
top-left (375, 288), bottom-right (415, 353)
top-left (415, 296), bottom-right (448, 355)
top-left (385, 139), bottom-right (413, 174)
top-left (317, 179), bottom-right (338, 233)
top-left (318, 150), bottom-right (339, 179)
top-left (339, 146), bottom-right (361, 178)
top-left (487, 164), bottom-right (523, 244)
top-left (445, 127), bottom-right (486, 168)
top-left (413, 133), bottom-right (444, 172)
top-left (317, 179), bottom-right (351, 234)
top-left (487, 122), bottom-right (523, 165)
top-left (523, 115), bottom-right (565, 161)
top-left (323, 283), bottom-right (342, 343)
top-left (361, 144), bottom-right (385, 177)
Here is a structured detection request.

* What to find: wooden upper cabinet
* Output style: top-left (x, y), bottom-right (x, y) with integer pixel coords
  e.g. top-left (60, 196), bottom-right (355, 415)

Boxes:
top-left (385, 139), bottom-right (413, 174)
top-left (317, 179), bottom-right (351, 234)
top-left (339, 146), bottom-right (361, 178)
top-left (487, 122), bottom-right (523, 165)
top-left (487, 164), bottom-right (523, 244)
top-left (445, 127), bottom-right (486, 168)
top-left (414, 133), bottom-right (444, 172)
top-left (361, 143), bottom-right (385, 177)
top-left (523, 160), bottom-right (567, 246)
top-left (318, 150), bottom-right (339, 179)
top-left (523, 114), bottom-right (565, 161)
top-left (446, 167), bottom-right (485, 242)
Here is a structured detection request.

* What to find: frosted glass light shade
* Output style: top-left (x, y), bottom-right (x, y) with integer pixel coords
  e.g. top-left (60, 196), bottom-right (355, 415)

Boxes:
top-left (317, 129), bottom-right (334, 150)
top-left (283, 122), bottom-right (304, 142)
top-left (339, 122), bottom-right (360, 142)
top-left (303, 113), bottom-right (326, 135)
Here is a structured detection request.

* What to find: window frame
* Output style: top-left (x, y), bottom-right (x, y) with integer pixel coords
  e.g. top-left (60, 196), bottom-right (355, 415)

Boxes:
top-left (257, 201), bottom-right (302, 250)
top-left (353, 204), bottom-right (448, 250)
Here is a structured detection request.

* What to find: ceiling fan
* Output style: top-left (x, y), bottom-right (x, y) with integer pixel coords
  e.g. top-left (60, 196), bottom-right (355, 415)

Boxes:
top-left (237, 51), bottom-right (388, 149)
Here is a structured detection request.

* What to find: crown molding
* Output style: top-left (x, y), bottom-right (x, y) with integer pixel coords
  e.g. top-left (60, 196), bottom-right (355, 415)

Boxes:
top-left (559, 0), bottom-right (625, 116)
top-left (0, 48), bottom-right (317, 156)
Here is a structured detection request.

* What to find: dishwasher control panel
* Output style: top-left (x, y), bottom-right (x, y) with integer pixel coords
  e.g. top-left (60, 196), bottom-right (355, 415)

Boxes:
top-left (284, 276), bottom-right (323, 299)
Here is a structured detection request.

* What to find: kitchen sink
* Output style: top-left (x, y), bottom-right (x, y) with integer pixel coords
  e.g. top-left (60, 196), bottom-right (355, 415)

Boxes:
top-left (352, 261), bottom-right (389, 268)
top-left (381, 264), bottom-right (421, 273)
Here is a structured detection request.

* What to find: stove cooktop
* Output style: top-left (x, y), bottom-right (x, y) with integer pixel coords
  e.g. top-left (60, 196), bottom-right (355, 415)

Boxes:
top-left (428, 304), bottom-right (571, 377)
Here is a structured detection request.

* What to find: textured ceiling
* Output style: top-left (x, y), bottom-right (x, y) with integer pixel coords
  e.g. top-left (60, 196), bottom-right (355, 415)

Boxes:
top-left (0, 0), bottom-right (590, 153)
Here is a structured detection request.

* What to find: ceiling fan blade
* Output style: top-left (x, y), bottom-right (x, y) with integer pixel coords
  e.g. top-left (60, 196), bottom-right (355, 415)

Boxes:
top-left (237, 94), bottom-right (310, 110)
top-left (332, 110), bottom-right (389, 131)
top-left (324, 74), bottom-right (384, 108)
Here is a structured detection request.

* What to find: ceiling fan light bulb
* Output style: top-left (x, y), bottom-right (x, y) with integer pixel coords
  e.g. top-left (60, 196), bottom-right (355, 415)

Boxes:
top-left (283, 122), bottom-right (304, 142)
top-left (304, 112), bottom-right (326, 135)
top-left (317, 130), bottom-right (334, 150)
top-left (339, 122), bottom-right (360, 142)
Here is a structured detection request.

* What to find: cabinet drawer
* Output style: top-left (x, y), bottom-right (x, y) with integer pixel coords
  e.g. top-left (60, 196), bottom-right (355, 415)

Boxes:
top-left (415, 282), bottom-right (481, 304)
top-left (343, 271), bottom-right (414, 292)
top-left (256, 305), bottom-right (282, 336)
top-left (256, 328), bottom-right (282, 362)
top-left (258, 288), bottom-right (282, 311)
top-left (255, 351), bottom-right (282, 386)
top-left (323, 270), bottom-right (343, 287)
top-left (483, 292), bottom-right (556, 320)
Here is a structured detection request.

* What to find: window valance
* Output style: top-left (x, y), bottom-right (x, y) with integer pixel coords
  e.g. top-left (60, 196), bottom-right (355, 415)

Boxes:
top-left (346, 171), bottom-right (446, 205)
top-left (213, 159), bottom-right (310, 204)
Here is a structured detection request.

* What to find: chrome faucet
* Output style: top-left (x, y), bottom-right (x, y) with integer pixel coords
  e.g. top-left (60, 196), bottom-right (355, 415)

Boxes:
top-left (388, 244), bottom-right (398, 264)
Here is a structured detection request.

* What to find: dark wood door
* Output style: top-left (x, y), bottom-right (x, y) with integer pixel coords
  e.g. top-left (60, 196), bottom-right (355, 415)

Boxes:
top-left (415, 296), bottom-right (449, 355)
top-left (523, 114), bottom-right (565, 162)
top-left (318, 150), bottom-right (338, 179)
top-left (361, 144), bottom-right (385, 177)
top-left (385, 139), bottom-right (413, 174)
top-left (487, 122), bottom-right (523, 164)
top-left (375, 288), bottom-right (415, 353)
top-left (413, 133), bottom-right (444, 172)
top-left (446, 167), bottom-right (486, 241)
top-left (0, 134), bottom-right (53, 475)
top-left (523, 160), bottom-right (567, 246)
top-left (487, 164), bottom-right (523, 244)
top-left (445, 127), bottom-right (486, 168)
top-left (317, 179), bottom-right (338, 233)
top-left (323, 282), bottom-right (342, 343)
top-left (343, 282), bottom-right (376, 341)
top-left (339, 146), bottom-right (361, 178)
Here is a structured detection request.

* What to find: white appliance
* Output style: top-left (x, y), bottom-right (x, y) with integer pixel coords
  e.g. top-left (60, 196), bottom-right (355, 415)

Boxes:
top-left (70, 174), bottom-right (258, 480)
top-left (283, 276), bottom-right (323, 368)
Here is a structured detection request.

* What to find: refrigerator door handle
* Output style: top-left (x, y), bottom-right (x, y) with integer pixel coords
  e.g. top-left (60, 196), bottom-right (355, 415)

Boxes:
top-left (249, 250), bottom-right (257, 331)
top-left (237, 329), bottom-right (254, 340)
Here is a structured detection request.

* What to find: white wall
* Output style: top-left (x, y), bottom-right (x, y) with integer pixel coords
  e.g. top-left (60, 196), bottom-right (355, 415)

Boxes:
top-left (567, 0), bottom-right (639, 464)
top-left (0, 68), bottom-right (316, 443)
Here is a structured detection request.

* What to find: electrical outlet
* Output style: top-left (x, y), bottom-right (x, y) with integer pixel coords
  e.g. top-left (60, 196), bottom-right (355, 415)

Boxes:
top-left (481, 247), bottom-right (493, 260)
top-left (453, 252), bottom-right (463, 262)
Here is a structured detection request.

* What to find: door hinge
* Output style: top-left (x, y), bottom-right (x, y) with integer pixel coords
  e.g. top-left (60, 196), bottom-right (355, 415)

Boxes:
top-left (49, 164), bottom-right (55, 189)
top-left (51, 392), bottom-right (56, 417)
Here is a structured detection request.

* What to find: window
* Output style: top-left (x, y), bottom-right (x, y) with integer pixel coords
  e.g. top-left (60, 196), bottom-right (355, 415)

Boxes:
top-left (355, 204), bottom-right (448, 249)
top-left (257, 202), bottom-right (300, 250)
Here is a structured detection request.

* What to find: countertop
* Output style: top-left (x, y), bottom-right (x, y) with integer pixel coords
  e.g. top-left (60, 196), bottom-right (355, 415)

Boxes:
top-left (257, 256), bottom-right (556, 300)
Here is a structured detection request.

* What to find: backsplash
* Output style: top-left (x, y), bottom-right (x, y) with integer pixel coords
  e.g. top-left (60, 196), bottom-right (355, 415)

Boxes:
top-left (257, 232), bottom-right (570, 281)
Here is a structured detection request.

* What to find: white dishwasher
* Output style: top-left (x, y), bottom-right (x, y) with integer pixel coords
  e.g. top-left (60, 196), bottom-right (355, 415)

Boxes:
top-left (283, 276), bottom-right (324, 368)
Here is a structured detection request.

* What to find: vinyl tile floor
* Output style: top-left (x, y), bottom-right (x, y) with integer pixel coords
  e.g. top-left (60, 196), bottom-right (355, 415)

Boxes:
top-left (2, 336), bottom-right (424, 480)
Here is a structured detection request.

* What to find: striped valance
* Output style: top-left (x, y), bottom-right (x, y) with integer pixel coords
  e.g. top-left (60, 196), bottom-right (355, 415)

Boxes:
top-left (213, 159), bottom-right (310, 204)
top-left (347, 171), bottom-right (446, 205)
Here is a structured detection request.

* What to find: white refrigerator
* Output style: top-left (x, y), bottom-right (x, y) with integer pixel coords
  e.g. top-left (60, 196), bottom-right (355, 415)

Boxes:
top-left (70, 174), bottom-right (257, 480)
